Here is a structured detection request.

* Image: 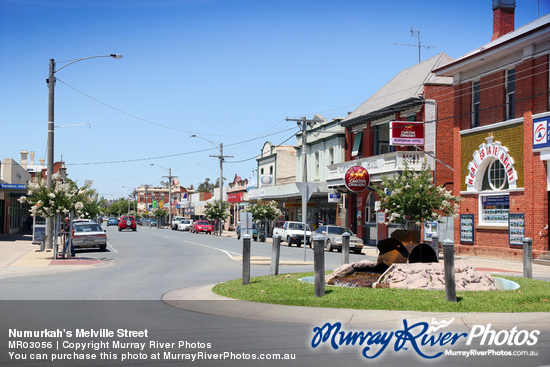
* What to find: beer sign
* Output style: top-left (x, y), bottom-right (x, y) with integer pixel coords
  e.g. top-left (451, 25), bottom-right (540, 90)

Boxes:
top-left (344, 166), bottom-right (369, 193)
top-left (390, 121), bottom-right (424, 145)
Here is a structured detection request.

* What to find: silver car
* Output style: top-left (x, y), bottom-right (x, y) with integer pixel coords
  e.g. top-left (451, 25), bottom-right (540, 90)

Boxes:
top-left (177, 219), bottom-right (194, 231)
top-left (72, 222), bottom-right (107, 251)
top-left (314, 225), bottom-right (364, 254)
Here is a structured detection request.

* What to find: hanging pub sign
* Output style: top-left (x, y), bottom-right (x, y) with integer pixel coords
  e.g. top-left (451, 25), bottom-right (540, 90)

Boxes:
top-left (344, 166), bottom-right (369, 193)
top-left (390, 121), bottom-right (424, 145)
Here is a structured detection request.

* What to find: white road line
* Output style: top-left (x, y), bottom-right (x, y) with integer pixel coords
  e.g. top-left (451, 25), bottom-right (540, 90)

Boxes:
top-left (108, 242), bottom-right (118, 253)
top-left (181, 239), bottom-right (241, 259)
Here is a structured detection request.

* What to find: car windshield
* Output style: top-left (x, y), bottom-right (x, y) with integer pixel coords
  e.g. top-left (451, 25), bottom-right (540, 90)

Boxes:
top-left (74, 224), bottom-right (102, 232)
top-left (197, 221), bottom-right (209, 225)
top-left (288, 222), bottom-right (310, 231)
top-left (327, 226), bottom-right (353, 235)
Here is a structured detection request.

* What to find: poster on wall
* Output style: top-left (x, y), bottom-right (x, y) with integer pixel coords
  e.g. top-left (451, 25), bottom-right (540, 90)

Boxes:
top-left (460, 214), bottom-right (474, 243)
top-left (509, 213), bottom-right (525, 246)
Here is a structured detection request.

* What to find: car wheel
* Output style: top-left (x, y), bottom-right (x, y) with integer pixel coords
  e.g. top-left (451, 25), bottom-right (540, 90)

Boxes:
top-left (326, 239), bottom-right (334, 252)
top-left (118, 227), bottom-right (121, 232)
top-left (354, 249), bottom-right (362, 254)
top-left (287, 236), bottom-right (293, 246)
top-left (133, 228), bottom-right (137, 232)
top-left (100, 245), bottom-right (106, 252)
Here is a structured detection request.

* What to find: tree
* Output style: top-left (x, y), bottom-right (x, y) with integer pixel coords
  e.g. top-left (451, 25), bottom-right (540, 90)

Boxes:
top-left (243, 200), bottom-right (282, 222)
top-left (197, 178), bottom-right (216, 193)
top-left (374, 161), bottom-right (460, 230)
top-left (204, 200), bottom-right (230, 235)
top-left (243, 200), bottom-right (282, 241)
top-left (18, 173), bottom-right (94, 218)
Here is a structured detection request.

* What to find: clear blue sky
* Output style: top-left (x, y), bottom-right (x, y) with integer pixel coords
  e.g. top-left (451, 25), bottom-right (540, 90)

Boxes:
top-left (1, 0), bottom-right (548, 200)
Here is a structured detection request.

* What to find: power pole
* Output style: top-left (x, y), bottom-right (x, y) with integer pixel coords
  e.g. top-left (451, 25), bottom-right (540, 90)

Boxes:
top-left (286, 117), bottom-right (316, 260)
top-left (210, 143), bottom-right (232, 235)
top-left (394, 27), bottom-right (436, 63)
top-left (163, 169), bottom-right (178, 229)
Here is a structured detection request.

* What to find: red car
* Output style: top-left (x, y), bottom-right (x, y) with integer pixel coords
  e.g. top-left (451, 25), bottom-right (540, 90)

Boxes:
top-left (118, 215), bottom-right (137, 231)
top-left (192, 220), bottom-right (213, 234)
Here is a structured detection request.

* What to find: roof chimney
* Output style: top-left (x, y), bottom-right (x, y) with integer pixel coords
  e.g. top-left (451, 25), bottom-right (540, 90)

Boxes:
top-left (30, 151), bottom-right (35, 166)
top-left (491, 0), bottom-right (515, 41)
top-left (20, 150), bottom-right (28, 169)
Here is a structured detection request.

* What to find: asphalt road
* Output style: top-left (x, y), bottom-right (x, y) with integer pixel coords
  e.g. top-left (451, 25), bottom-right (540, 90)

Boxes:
top-left (0, 226), bottom-right (548, 367)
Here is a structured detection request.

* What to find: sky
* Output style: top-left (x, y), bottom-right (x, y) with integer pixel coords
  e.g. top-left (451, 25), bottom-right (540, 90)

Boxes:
top-left (1, 0), bottom-right (549, 200)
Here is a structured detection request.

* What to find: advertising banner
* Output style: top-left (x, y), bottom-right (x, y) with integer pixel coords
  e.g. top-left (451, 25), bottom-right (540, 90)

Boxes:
top-left (390, 121), bottom-right (424, 145)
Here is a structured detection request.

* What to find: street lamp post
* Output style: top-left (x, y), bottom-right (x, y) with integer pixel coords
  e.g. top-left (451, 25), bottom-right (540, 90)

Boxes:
top-left (150, 164), bottom-right (176, 229)
top-left (190, 135), bottom-right (233, 235)
top-left (45, 54), bottom-right (122, 250)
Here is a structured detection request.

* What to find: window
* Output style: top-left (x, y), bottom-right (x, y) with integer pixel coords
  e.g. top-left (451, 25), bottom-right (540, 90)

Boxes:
top-left (314, 152), bottom-right (320, 180)
top-left (365, 192), bottom-right (377, 223)
top-left (479, 159), bottom-right (509, 225)
top-left (329, 148), bottom-right (334, 165)
top-left (269, 166), bottom-right (273, 175)
top-left (481, 160), bottom-right (509, 191)
top-left (351, 131), bottom-right (363, 157)
top-left (375, 124), bottom-right (391, 155)
top-left (472, 80), bottom-right (481, 127)
top-left (480, 194), bottom-right (509, 225)
top-left (506, 68), bottom-right (515, 120)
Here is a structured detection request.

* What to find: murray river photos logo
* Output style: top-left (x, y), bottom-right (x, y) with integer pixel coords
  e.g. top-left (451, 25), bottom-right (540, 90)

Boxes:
top-left (311, 318), bottom-right (540, 359)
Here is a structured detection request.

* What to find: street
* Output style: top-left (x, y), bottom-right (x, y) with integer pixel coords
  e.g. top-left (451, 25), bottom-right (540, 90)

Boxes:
top-left (0, 227), bottom-right (548, 367)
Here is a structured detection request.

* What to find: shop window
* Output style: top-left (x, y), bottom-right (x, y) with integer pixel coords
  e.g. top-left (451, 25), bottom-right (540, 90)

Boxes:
top-left (480, 194), bottom-right (509, 225)
top-left (479, 159), bottom-right (509, 225)
top-left (365, 192), bottom-right (377, 224)
top-left (472, 80), bottom-right (481, 128)
top-left (506, 68), bottom-right (515, 120)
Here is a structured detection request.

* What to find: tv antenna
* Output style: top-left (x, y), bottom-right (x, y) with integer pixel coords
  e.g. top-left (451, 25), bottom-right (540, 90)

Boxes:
top-left (394, 26), bottom-right (436, 63)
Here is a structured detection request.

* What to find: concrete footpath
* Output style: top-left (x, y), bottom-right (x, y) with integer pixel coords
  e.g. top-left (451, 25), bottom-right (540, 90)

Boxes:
top-left (1, 230), bottom-right (550, 330)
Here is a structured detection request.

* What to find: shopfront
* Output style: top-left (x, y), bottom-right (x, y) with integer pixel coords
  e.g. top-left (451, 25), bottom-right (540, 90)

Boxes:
top-left (457, 115), bottom-right (548, 258)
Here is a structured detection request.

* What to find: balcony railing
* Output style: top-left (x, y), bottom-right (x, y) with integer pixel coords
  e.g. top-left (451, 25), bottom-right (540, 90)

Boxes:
top-left (327, 151), bottom-right (427, 183)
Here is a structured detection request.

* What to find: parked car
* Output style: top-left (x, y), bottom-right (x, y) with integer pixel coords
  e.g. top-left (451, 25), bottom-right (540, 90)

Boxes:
top-left (314, 225), bottom-right (364, 254)
top-left (191, 220), bottom-right (213, 234)
top-left (272, 221), bottom-right (312, 247)
top-left (177, 219), bottom-right (193, 231)
top-left (151, 219), bottom-right (158, 227)
top-left (236, 222), bottom-right (257, 240)
top-left (72, 222), bottom-right (107, 251)
top-left (172, 216), bottom-right (186, 230)
top-left (118, 215), bottom-right (137, 231)
top-left (107, 218), bottom-right (118, 226)
top-left (135, 218), bottom-right (143, 226)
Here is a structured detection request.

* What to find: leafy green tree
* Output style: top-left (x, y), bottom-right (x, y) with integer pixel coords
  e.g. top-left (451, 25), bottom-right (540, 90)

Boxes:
top-left (374, 161), bottom-right (460, 230)
top-left (197, 178), bottom-right (216, 193)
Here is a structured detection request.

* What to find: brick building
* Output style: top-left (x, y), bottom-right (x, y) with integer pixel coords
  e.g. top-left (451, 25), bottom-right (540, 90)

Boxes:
top-left (434, 1), bottom-right (550, 259)
top-left (327, 53), bottom-right (454, 245)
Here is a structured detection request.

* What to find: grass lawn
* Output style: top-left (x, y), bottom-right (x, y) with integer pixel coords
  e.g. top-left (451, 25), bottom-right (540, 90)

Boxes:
top-left (212, 272), bottom-right (550, 313)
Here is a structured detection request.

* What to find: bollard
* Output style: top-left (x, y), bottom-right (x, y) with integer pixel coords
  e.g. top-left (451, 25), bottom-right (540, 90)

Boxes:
top-left (313, 236), bottom-right (325, 297)
top-left (242, 235), bottom-right (251, 285)
top-left (270, 235), bottom-right (281, 276)
top-left (442, 239), bottom-right (457, 303)
top-left (341, 232), bottom-right (350, 265)
top-left (523, 237), bottom-right (533, 279)
top-left (430, 234), bottom-right (439, 262)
